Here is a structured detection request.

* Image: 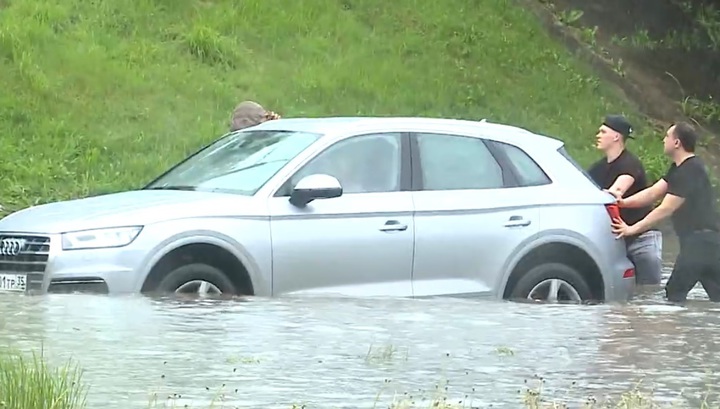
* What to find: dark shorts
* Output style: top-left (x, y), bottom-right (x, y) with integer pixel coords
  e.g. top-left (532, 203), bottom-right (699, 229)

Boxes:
top-left (666, 230), bottom-right (720, 303)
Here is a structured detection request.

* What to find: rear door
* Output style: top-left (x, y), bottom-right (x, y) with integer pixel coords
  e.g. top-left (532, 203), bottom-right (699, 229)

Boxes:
top-left (409, 132), bottom-right (550, 298)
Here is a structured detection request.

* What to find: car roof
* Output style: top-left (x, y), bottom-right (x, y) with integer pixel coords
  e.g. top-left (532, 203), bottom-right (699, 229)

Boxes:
top-left (249, 116), bottom-right (564, 150)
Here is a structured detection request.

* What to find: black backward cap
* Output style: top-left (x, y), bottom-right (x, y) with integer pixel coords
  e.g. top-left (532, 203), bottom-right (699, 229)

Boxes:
top-left (603, 115), bottom-right (634, 139)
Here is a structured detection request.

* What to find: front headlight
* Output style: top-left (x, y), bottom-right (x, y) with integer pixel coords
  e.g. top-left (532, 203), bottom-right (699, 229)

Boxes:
top-left (61, 226), bottom-right (143, 251)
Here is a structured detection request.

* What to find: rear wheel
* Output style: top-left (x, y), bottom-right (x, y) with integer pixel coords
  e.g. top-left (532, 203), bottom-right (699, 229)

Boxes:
top-left (156, 263), bottom-right (238, 296)
top-left (509, 262), bottom-right (592, 303)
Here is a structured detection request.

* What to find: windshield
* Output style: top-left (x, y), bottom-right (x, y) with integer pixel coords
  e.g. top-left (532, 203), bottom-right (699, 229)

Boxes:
top-left (145, 129), bottom-right (323, 195)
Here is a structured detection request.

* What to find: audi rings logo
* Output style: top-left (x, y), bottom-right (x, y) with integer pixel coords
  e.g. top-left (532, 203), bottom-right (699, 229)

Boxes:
top-left (0, 238), bottom-right (26, 257)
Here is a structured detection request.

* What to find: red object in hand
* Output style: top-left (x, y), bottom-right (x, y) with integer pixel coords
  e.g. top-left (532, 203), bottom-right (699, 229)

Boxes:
top-left (605, 203), bottom-right (622, 222)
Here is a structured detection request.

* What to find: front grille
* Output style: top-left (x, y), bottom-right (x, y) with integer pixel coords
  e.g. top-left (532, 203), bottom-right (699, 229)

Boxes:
top-left (0, 234), bottom-right (51, 293)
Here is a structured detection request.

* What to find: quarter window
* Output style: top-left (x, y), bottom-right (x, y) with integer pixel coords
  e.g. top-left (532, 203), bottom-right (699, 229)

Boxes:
top-left (283, 132), bottom-right (403, 195)
top-left (491, 141), bottom-right (551, 186)
top-left (415, 132), bottom-right (505, 191)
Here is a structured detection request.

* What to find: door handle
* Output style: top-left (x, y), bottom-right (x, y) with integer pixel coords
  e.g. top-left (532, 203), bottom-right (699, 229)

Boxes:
top-left (504, 215), bottom-right (531, 228)
top-left (380, 220), bottom-right (408, 232)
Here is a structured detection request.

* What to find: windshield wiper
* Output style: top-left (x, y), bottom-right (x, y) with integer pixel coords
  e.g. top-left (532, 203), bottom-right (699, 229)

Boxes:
top-left (209, 159), bottom-right (287, 180)
top-left (146, 160), bottom-right (287, 192)
top-left (147, 185), bottom-right (197, 191)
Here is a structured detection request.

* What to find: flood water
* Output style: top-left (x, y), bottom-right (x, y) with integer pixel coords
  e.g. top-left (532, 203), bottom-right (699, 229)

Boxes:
top-left (1, 228), bottom-right (720, 409)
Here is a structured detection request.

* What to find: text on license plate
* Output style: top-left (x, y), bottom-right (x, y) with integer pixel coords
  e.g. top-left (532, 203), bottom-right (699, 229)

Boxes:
top-left (0, 274), bottom-right (27, 292)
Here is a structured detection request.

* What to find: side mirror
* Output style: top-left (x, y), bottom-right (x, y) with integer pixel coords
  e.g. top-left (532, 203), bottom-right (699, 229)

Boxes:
top-left (289, 174), bottom-right (343, 208)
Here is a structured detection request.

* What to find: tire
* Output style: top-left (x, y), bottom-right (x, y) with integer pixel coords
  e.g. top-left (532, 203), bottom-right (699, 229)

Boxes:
top-left (509, 262), bottom-right (593, 303)
top-left (155, 263), bottom-right (238, 296)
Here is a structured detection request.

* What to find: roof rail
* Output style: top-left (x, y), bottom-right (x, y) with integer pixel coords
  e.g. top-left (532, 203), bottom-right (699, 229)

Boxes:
top-left (479, 118), bottom-right (487, 123)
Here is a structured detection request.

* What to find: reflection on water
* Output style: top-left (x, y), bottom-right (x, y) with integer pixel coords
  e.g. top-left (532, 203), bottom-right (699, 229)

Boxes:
top-left (0, 227), bottom-right (718, 408)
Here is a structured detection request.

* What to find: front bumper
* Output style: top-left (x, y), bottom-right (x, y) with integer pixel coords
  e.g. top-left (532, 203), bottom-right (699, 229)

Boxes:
top-left (0, 232), bottom-right (145, 295)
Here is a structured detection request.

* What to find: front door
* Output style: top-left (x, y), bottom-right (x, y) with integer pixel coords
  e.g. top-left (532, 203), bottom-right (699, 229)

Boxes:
top-left (268, 132), bottom-right (415, 297)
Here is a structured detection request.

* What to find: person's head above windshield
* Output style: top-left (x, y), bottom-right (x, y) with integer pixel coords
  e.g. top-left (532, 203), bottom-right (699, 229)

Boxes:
top-left (229, 101), bottom-right (281, 132)
top-left (146, 129), bottom-right (322, 196)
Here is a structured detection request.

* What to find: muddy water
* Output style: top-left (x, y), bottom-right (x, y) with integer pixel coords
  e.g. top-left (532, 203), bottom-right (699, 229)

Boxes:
top-left (1, 228), bottom-right (719, 409)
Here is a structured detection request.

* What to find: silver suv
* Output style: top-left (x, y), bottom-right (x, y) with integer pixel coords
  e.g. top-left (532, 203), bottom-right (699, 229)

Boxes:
top-left (0, 117), bottom-right (635, 302)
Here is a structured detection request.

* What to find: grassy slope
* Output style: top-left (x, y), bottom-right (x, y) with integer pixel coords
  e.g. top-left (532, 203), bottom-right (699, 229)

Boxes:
top-left (0, 0), bottom-right (666, 213)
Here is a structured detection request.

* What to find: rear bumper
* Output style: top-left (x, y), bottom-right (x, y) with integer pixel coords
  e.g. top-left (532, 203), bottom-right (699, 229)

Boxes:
top-left (620, 274), bottom-right (636, 301)
top-left (608, 264), bottom-right (636, 302)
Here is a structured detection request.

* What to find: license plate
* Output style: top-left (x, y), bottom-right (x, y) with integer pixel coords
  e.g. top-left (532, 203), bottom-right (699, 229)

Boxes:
top-left (0, 274), bottom-right (27, 292)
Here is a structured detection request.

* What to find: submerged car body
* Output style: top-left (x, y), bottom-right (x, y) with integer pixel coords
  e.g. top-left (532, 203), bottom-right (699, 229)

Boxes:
top-left (0, 117), bottom-right (635, 302)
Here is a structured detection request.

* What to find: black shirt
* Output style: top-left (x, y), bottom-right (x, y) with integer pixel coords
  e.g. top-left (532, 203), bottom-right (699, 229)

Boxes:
top-left (587, 149), bottom-right (653, 227)
top-left (662, 155), bottom-right (720, 237)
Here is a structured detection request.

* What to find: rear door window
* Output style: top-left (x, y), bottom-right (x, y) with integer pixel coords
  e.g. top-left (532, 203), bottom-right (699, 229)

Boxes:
top-left (414, 132), bottom-right (506, 190)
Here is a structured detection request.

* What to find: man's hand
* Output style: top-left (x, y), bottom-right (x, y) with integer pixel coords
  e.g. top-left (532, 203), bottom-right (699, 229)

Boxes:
top-left (611, 217), bottom-right (639, 238)
top-left (602, 188), bottom-right (619, 198)
top-left (265, 110), bottom-right (282, 120)
top-left (603, 189), bottom-right (626, 207)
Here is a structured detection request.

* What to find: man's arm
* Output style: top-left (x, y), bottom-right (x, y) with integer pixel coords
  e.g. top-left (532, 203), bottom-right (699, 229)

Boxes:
top-left (630, 194), bottom-right (685, 234)
top-left (624, 164), bottom-right (694, 234)
top-left (621, 179), bottom-right (668, 208)
top-left (607, 156), bottom-right (647, 199)
top-left (607, 174), bottom-right (635, 197)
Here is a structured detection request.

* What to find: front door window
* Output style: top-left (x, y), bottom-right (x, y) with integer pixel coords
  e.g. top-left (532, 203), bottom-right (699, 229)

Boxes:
top-left (281, 132), bottom-right (403, 195)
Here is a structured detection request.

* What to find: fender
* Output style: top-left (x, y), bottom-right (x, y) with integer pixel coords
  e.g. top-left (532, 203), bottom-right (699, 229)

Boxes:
top-left (495, 229), bottom-right (605, 297)
top-left (135, 229), bottom-right (268, 295)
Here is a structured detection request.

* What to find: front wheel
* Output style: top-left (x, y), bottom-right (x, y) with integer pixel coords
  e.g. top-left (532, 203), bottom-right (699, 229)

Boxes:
top-left (509, 262), bottom-right (593, 303)
top-left (156, 263), bottom-right (238, 296)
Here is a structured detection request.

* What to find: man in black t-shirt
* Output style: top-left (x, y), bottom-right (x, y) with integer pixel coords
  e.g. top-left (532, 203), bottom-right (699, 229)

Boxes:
top-left (612, 122), bottom-right (720, 302)
top-left (588, 115), bottom-right (662, 285)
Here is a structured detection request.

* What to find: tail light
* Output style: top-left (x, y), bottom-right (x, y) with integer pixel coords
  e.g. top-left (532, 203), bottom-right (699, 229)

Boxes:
top-left (605, 203), bottom-right (621, 221)
top-left (623, 268), bottom-right (635, 278)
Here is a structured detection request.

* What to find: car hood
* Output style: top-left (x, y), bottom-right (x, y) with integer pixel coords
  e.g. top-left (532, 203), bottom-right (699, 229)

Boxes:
top-left (0, 190), bottom-right (265, 234)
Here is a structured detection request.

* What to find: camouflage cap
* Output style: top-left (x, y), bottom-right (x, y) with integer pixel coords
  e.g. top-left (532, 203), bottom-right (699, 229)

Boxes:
top-left (230, 100), bottom-right (268, 131)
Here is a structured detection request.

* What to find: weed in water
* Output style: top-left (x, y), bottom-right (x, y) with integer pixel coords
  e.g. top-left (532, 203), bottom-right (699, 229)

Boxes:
top-left (4, 349), bottom-right (720, 408)
top-left (224, 355), bottom-right (261, 365)
top-left (495, 346), bottom-right (516, 356)
top-left (365, 343), bottom-right (409, 364)
top-left (0, 348), bottom-right (88, 409)
top-left (0, 0), bottom-right (667, 213)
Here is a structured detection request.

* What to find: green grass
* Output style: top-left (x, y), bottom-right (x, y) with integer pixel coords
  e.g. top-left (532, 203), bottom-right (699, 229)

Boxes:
top-left (0, 348), bottom-right (88, 409)
top-left (0, 0), bottom-right (667, 214)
